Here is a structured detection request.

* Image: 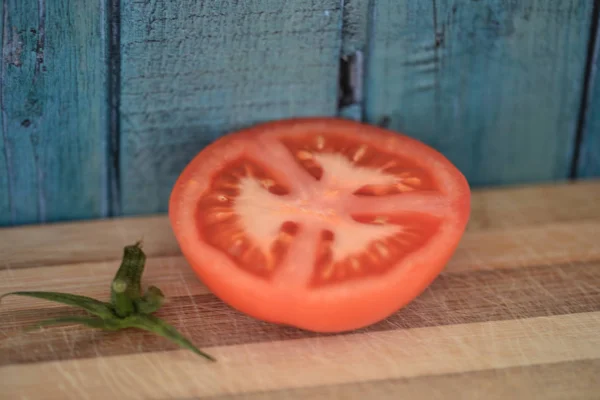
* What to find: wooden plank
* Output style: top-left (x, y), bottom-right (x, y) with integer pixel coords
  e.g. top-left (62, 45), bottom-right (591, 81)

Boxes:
top-left (2, 259), bottom-right (599, 363)
top-left (0, 0), bottom-right (109, 226)
top-left (365, 0), bottom-right (594, 187)
top-left (200, 359), bottom-right (600, 400)
top-left (2, 215), bottom-right (599, 311)
top-left (577, 8), bottom-right (600, 178)
top-left (2, 219), bottom-right (598, 313)
top-left (1, 182), bottom-right (599, 398)
top-left (1, 180), bottom-right (598, 269)
top-left (119, 0), bottom-right (343, 215)
top-left (466, 180), bottom-right (600, 231)
top-left (340, 0), bottom-right (370, 56)
top-left (1, 312), bottom-right (599, 399)
top-left (1, 182), bottom-right (599, 361)
top-left (0, 221), bottom-right (600, 309)
top-left (0, 215), bottom-right (177, 269)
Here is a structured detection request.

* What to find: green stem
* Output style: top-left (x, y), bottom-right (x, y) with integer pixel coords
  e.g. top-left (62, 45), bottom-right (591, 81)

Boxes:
top-left (111, 241), bottom-right (146, 317)
top-left (111, 279), bottom-right (135, 317)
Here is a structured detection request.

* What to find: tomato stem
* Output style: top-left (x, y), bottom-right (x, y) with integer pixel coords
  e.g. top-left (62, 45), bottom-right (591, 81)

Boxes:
top-left (111, 241), bottom-right (145, 317)
top-left (0, 242), bottom-right (215, 361)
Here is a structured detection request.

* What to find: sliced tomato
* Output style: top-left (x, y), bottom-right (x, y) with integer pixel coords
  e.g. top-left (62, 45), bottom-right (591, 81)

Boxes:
top-left (169, 118), bottom-right (471, 333)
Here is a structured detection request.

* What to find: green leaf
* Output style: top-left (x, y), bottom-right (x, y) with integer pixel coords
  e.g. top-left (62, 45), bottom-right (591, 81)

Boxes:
top-left (23, 316), bottom-right (123, 332)
top-left (0, 291), bottom-right (115, 319)
top-left (111, 241), bottom-right (146, 317)
top-left (135, 285), bottom-right (165, 314)
top-left (123, 314), bottom-right (215, 361)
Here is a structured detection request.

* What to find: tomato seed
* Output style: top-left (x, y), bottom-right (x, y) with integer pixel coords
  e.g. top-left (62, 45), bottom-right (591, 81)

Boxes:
top-left (297, 150), bottom-right (313, 160)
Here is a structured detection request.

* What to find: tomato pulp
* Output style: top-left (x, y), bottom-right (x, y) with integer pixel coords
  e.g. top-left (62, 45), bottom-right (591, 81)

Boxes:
top-left (169, 118), bottom-right (471, 332)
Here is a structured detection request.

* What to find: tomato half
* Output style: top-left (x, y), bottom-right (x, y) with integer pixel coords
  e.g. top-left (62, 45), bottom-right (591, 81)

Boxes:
top-left (169, 118), bottom-right (470, 333)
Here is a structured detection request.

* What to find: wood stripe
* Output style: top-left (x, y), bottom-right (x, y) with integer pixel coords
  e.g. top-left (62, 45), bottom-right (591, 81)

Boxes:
top-left (196, 359), bottom-right (600, 400)
top-left (1, 182), bottom-right (598, 398)
top-left (1, 312), bottom-right (599, 400)
top-left (2, 219), bottom-right (598, 312)
top-left (1, 181), bottom-right (598, 269)
top-left (449, 220), bottom-right (600, 273)
top-left (2, 261), bottom-right (599, 365)
top-left (467, 180), bottom-right (600, 231)
top-left (0, 215), bottom-right (178, 270)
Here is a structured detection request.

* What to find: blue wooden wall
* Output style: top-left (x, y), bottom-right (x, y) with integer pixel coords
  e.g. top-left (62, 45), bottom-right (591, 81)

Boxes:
top-left (1, 0), bottom-right (599, 226)
top-left (578, 5), bottom-right (600, 178)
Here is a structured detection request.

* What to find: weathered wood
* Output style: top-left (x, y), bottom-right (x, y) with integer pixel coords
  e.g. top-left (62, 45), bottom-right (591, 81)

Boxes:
top-left (338, 0), bottom-right (371, 121)
top-left (365, 0), bottom-right (594, 187)
top-left (119, 0), bottom-right (343, 215)
top-left (0, 0), bottom-right (109, 226)
top-left (577, 9), bottom-right (600, 178)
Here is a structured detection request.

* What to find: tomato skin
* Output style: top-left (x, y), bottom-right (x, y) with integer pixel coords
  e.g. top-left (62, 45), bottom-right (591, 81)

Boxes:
top-left (169, 117), bottom-right (471, 333)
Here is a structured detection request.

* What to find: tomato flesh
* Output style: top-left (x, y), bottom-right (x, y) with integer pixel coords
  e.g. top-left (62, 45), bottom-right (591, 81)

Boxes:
top-left (169, 118), bottom-right (471, 332)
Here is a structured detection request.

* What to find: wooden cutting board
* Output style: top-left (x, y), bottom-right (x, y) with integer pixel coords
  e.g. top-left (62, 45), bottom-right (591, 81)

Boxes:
top-left (1, 180), bottom-right (599, 399)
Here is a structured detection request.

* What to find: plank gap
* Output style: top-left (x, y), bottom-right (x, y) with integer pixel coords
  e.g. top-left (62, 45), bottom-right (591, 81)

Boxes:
top-left (107, 0), bottom-right (122, 216)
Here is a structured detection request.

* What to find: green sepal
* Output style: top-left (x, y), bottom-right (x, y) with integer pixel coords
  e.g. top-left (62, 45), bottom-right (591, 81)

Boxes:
top-left (135, 285), bottom-right (165, 314)
top-left (0, 291), bottom-right (115, 319)
top-left (23, 316), bottom-right (122, 332)
top-left (122, 314), bottom-right (216, 362)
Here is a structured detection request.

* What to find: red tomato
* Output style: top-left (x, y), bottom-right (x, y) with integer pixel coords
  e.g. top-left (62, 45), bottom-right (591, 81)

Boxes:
top-left (169, 118), bottom-right (470, 332)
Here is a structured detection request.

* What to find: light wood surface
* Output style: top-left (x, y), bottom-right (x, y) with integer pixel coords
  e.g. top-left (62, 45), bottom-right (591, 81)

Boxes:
top-left (1, 180), bottom-right (599, 399)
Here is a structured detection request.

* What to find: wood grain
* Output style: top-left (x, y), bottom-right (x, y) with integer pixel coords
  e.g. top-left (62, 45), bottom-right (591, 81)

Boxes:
top-left (341, 0), bottom-right (370, 56)
top-left (199, 359), bottom-right (600, 400)
top-left (2, 220), bottom-right (598, 311)
top-left (0, 0), bottom-right (108, 226)
top-left (2, 261), bottom-right (599, 364)
top-left (577, 7), bottom-right (600, 178)
top-left (1, 313), bottom-right (599, 399)
top-left (365, 0), bottom-right (594, 186)
top-left (119, 0), bottom-right (343, 216)
top-left (2, 180), bottom-right (598, 269)
top-left (0, 215), bottom-right (177, 269)
top-left (0, 181), bottom-right (599, 399)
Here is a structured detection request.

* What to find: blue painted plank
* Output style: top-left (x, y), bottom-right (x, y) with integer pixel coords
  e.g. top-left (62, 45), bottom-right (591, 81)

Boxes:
top-left (119, 0), bottom-right (343, 215)
top-left (577, 11), bottom-right (600, 178)
top-left (0, 0), bottom-right (108, 226)
top-left (341, 0), bottom-right (370, 56)
top-left (365, 0), bottom-right (595, 187)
